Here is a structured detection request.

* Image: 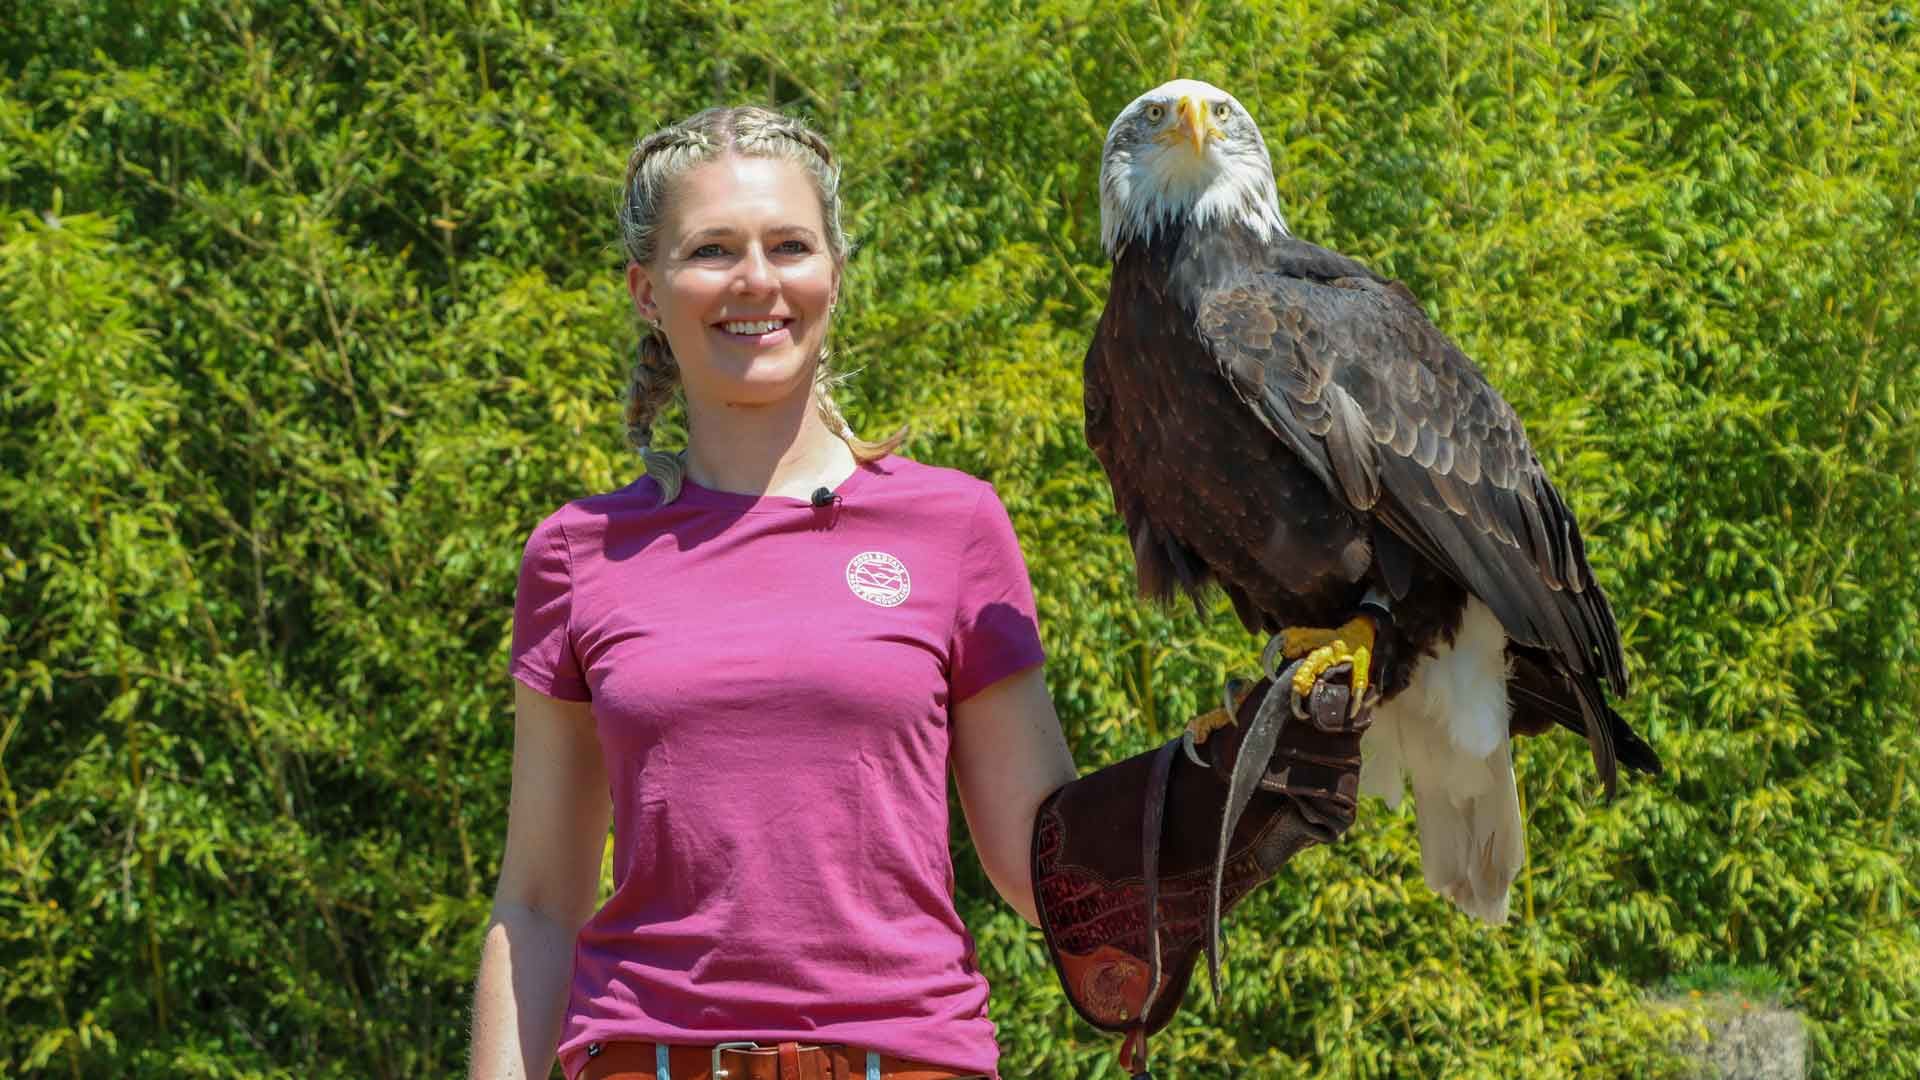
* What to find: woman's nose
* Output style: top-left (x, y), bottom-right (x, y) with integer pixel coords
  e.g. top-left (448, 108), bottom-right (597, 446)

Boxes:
top-left (733, 246), bottom-right (776, 293)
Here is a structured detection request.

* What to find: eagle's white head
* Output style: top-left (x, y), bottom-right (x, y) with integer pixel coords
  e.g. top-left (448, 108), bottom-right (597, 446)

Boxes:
top-left (1098, 79), bottom-right (1290, 258)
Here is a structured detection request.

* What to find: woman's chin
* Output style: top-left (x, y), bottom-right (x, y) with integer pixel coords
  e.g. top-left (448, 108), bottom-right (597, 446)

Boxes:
top-left (702, 370), bottom-right (819, 412)
top-left (683, 341), bottom-right (829, 410)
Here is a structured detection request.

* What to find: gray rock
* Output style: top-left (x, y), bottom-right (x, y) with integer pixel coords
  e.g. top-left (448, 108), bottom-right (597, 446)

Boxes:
top-left (1662, 994), bottom-right (1806, 1080)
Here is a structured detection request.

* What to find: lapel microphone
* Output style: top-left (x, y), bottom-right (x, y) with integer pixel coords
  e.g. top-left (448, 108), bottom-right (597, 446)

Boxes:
top-left (810, 487), bottom-right (840, 508)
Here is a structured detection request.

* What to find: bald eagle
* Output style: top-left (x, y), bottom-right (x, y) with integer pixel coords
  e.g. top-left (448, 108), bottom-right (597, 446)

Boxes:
top-left (1086, 79), bottom-right (1660, 924)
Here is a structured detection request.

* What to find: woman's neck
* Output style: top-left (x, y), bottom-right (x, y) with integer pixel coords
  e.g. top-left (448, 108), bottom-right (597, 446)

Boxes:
top-left (682, 393), bottom-right (859, 501)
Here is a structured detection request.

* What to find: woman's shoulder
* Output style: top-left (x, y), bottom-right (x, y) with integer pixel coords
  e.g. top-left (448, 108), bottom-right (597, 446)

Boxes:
top-left (525, 475), bottom-right (663, 538)
top-left (855, 457), bottom-right (1028, 561)
top-left (865, 453), bottom-right (999, 501)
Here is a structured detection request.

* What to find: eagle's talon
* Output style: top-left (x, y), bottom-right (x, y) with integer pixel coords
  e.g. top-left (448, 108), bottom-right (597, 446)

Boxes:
top-left (1277, 616), bottom-right (1377, 720)
top-left (1220, 675), bottom-right (1252, 717)
top-left (1182, 676), bottom-right (1257, 767)
top-left (1184, 675), bottom-right (1256, 747)
top-left (1184, 703), bottom-right (1236, 747)
top-left (1182, 730), bottom-right (1209, 768)
top-left (1258, 634), bottom-right (1288, 680)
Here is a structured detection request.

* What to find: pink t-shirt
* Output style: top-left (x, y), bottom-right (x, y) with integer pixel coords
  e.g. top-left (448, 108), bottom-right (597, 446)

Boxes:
top-left (509, 455), bottom-right (1044, 1079)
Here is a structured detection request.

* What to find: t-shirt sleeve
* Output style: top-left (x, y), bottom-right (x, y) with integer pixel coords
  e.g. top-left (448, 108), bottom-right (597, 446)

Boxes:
top-left (948, 484), bottom-right (1046, 703)
top-left (509, 511), bottom-right (591, 702)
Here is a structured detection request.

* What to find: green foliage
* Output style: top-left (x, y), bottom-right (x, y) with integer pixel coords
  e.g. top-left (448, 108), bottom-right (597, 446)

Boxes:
top-left (1663, 963), bottom-right (1788, 1005)
top-left (3, 1), bottom-right (1915, 1077)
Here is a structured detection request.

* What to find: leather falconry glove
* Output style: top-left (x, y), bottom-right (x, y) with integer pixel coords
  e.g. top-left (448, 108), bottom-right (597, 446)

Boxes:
top-left (1030, 658), bottom-right (1379, 1079)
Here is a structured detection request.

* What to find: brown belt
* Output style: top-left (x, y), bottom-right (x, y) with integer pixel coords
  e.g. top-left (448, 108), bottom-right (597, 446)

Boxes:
top-left (577, 1040), bottom-right (984, 1080)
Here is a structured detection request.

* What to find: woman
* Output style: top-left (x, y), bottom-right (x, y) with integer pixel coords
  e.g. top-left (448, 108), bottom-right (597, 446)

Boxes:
top-left (466, 105), bottom-right (1079, 1080)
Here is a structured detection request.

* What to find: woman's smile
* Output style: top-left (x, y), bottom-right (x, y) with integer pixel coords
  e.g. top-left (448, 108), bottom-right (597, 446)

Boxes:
top-left (714, 316), bottom-right (795, 344)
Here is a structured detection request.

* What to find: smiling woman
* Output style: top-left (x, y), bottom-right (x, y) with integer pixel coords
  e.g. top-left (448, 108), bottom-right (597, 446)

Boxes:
top-left (465, 105), bottom-right (1082, 1080)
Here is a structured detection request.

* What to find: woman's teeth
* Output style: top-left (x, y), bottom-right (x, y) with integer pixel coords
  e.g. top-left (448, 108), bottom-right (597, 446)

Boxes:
top-left (722, 319), bottom-right (786, 335)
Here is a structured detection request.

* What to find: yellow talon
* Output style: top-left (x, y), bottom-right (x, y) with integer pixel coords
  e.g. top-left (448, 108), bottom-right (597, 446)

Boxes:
top-left (1280, 616), bottom-right (1377, 719)
top-left (1291, 641), bottom-right (1341, 697)
top-left (1277, 625), bottom-right (1344, 658)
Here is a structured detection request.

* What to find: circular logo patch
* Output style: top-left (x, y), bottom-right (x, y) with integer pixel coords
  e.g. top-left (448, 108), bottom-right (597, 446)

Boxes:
top-left (845, 551), bottom-right (911, 607)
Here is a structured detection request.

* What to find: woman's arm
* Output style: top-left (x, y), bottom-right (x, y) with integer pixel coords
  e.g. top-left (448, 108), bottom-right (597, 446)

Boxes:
top-left (468, 683), bottom-right (611, 1080)
top-left (951, 665), bottom-right (1079, 925)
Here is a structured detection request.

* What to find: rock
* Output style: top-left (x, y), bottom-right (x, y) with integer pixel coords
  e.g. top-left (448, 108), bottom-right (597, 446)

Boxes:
top-left (1662, 993), bottom-right (1807, 1080)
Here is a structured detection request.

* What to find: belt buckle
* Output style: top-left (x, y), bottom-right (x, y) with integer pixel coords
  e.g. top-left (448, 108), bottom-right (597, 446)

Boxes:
top-left (711, 1041), bottom-right (761, 1078)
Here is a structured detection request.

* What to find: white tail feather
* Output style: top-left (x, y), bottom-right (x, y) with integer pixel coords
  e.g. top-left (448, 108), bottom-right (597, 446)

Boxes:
top-left (1358, 597), bottom-right (1524, 925)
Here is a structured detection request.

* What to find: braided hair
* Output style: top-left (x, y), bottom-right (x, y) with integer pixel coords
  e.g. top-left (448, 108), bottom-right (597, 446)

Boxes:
top-left (618, 106), bottom-right (906, 504)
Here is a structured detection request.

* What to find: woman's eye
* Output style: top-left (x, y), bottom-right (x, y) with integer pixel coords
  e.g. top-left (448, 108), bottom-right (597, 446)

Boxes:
top-left (691, 243), bottom-right (727, 258)
top-left (776, 239), bottom-right (811, 254)
top-left (1145, 104), bottom-right (1165, 122)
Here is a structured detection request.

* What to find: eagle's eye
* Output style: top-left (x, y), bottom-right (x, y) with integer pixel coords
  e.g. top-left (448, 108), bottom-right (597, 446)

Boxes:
top-left (1212, 102), bottom-right (1231, 121)
top-left (1144, 103), bottom-right (1166, 123)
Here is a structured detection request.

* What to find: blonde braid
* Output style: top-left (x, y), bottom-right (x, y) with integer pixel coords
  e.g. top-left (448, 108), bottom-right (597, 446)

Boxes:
top-left (624, 333), bottom-right (686, 502)
top-left (814, 365), bottom-right (907, 462)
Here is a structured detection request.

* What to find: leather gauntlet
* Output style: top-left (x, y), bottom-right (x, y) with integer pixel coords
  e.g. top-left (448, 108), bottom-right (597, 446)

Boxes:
top-left (1030, 667), bottom-right (1373, 1075)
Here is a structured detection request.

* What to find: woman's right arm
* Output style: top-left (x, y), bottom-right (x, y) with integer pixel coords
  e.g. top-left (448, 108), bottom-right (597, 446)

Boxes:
top-left (468, 682), bottom-right (611, 1080)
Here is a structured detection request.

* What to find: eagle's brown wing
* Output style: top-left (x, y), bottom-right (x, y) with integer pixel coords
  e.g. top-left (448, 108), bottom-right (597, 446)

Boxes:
top-left (1194, 250), bottom-right (1631, 788)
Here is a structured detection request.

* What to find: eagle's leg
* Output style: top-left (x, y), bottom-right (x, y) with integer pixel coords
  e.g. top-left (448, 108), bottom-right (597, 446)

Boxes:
top-left (1181, 677), bottom-right (1256, 767)
top-left (1273, 624), bottom-right (1351, 663)
top-left (1266, 592), bottom-right (1396, 720)
top-left (1186, 677), bottom-right (1255, 742)
top-left (1186, 619), bottom-right (1374, 767)
top-left (1267, 617), bottom-right (1373, 718)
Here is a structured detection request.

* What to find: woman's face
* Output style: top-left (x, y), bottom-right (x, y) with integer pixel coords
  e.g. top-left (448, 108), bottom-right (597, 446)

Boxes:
top-left (629, 155), bottom-right (839, 416)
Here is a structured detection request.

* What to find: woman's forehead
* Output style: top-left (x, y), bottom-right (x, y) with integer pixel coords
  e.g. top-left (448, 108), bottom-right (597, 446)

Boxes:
top-left (666, 155), bottom-right (825, 235)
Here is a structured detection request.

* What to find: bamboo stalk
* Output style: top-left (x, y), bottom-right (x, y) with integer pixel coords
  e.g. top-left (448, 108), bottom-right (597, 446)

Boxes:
top-left (1139, 622), bottom-right (1154, 733)
top-left (1865, 759), bottom-right (1908, 924)
top-left (90, 497), bottom-right (169, 1031)
top-left (434, 726), bottom-right (479, 898)
top-left (0, 715), bottom-right (84, 1080)
top-left (1517, 779), bottom-right (1542, 1027)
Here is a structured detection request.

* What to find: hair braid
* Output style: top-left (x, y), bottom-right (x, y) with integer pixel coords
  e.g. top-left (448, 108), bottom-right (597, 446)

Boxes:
top-left (813, 366), bottom-right (905, 461)
top-left (623, 332), bottom-right (687, 502)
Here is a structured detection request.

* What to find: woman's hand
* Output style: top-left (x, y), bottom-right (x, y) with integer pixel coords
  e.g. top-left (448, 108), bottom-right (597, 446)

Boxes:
top-left (467, 683), bottom-right (610, 1080)
top-left (951, 665), bottom-right (1079, 925)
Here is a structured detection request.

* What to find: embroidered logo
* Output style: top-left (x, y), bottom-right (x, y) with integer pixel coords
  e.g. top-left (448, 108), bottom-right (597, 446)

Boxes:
top-left (845, 551), bottom-right (911, 607)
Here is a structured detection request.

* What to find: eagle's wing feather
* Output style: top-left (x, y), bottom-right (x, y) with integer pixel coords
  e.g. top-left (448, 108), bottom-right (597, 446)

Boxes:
top-left (1085, 307), bottom-right (1219, 613)
top-left (1194, 254), bottom-right (1629, 788)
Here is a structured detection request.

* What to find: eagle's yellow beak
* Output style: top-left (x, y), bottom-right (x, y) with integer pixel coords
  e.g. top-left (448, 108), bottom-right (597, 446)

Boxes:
top-left (1176, 95), bottom-right (1218, 156)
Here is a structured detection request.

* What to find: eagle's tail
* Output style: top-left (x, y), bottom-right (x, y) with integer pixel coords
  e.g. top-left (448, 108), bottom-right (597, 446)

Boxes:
top-left (1358, 597), bottom-right (1524, 925)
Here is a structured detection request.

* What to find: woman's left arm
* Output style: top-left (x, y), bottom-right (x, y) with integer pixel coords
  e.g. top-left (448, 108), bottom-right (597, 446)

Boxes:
top-left (951, 665), bottom-right (1079, 925)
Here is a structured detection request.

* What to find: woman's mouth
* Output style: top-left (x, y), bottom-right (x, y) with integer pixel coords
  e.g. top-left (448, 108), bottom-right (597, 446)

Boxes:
top-left (715, 317), bottom-right (794, 345)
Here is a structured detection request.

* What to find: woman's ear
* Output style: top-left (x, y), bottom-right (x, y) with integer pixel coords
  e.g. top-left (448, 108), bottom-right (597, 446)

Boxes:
top-left (627, 262), bottom-right (658, 324)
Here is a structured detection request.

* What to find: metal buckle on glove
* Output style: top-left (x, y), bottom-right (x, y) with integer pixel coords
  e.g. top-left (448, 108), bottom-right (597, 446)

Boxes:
top-left (711, 1041), bottom-right (761, 1078)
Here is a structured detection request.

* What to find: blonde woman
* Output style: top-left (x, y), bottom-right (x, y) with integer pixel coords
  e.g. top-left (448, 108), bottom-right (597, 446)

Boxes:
top-left (466, 106), bottom-right (1078, 1080)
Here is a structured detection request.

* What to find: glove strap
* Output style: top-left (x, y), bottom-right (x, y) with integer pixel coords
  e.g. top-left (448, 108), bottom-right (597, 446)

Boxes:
top-left (1130, 739), bottom-right (1179, 1080)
